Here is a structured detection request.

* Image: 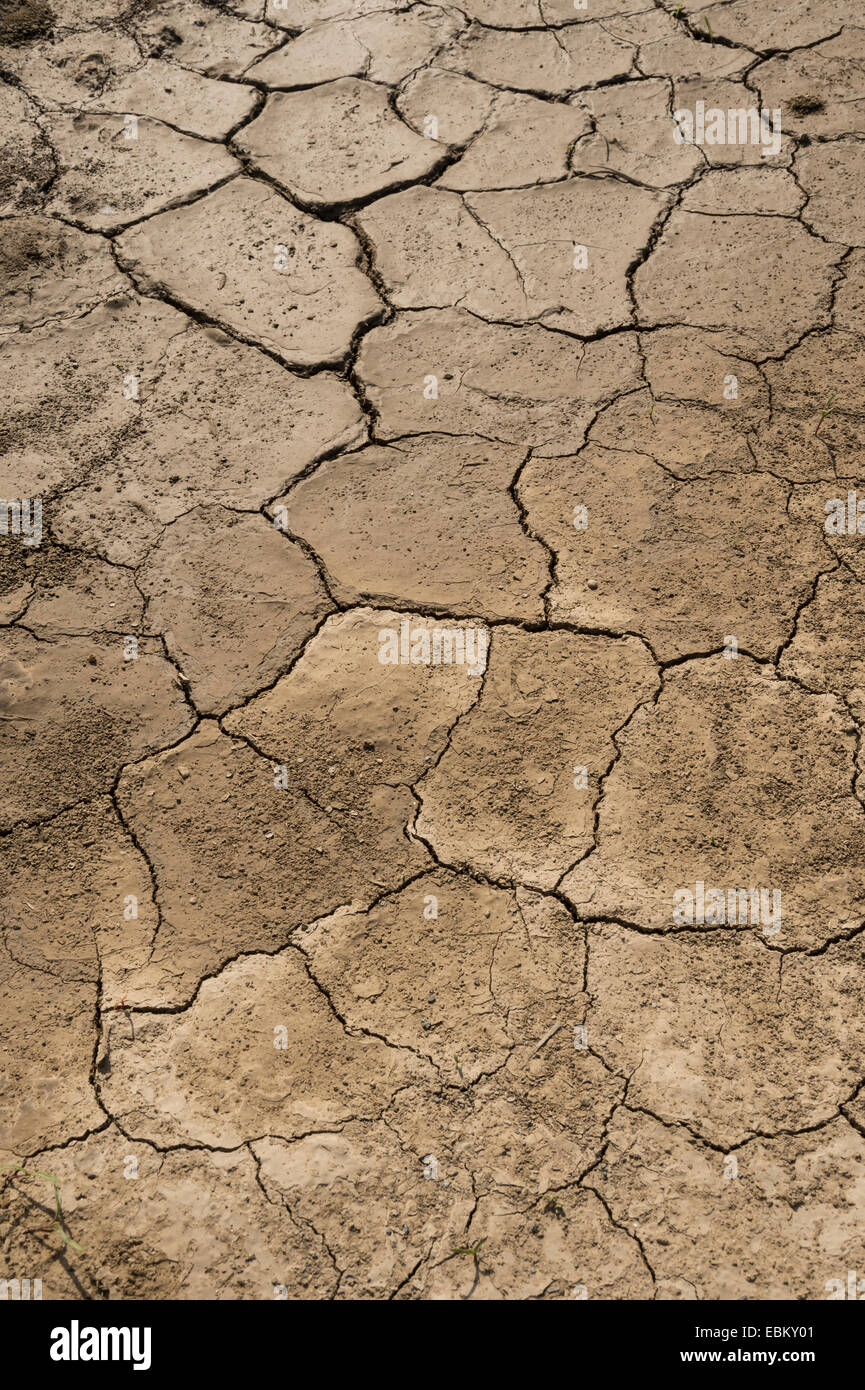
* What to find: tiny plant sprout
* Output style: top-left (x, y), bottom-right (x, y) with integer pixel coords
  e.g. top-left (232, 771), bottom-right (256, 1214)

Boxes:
top-left (453, 1237), bottom-right (487, 1298)
top-left (816, 390), bottom-right (837, 436)
top-left (0, 1164), bottom-right (84, 1253)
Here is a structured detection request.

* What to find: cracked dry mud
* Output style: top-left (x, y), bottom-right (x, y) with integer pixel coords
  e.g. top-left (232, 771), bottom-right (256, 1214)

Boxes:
top-left (2, 0), bottom-right (865, 1307)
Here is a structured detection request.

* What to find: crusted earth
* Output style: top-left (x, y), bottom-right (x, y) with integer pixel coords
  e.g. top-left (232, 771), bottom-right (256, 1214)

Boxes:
top-left (1, 0), bottom-right (865, 1305)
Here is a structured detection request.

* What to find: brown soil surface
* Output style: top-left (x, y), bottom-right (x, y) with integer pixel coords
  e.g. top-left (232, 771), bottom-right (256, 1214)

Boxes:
top-left (2, 0), bottom-right (865, 1302)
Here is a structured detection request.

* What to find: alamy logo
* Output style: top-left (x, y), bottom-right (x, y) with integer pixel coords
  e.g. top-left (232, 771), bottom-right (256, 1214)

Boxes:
top-left (826, 1271), bottom-right (865, 1299)
top-left (0, 1278), bottom-right (41, 1299)
top-left (825, 492), bottom-right (865, 535)
top-left (673, 101), bottom-right (782, 157)
top-left (50, 1321), bottom-right (152, 1371)
top-left (673, 880), bottom-right (782, 936)
top-left (378, 619), bottom-right (488, 676)
top-left (0, 497), bottom-right (42, 546)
